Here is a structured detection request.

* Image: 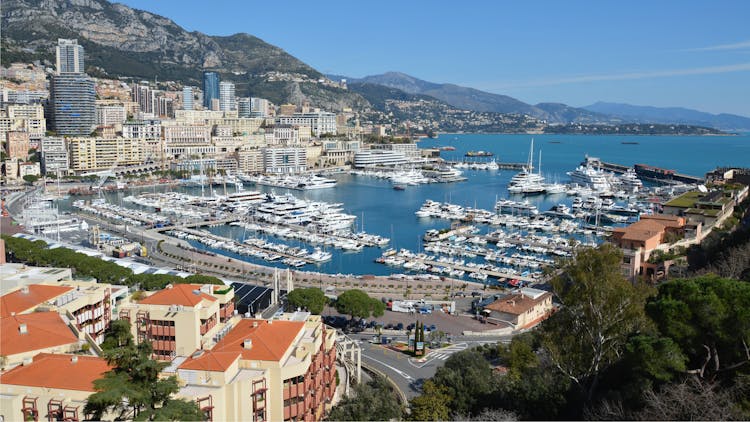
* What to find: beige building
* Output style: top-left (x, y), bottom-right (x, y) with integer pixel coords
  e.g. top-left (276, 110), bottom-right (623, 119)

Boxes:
top-left (68, 137), bottom-right (145, 172)
top-left (118, 283), bottom-right (236, 360)
top-left (0, 104), bottom-right (46, 145)
top-left (5, 130), bottom-right (30, 160)
top-left (482, 287), bottom-right (554, 329)
top-left (175, 312), bottom-right (337, 422)
top-left (0, 312), bottom-right (83, 370)
top-left (236, 147), bottom-right (264, 174)
top-left (0, 353), bottom-right (111, 422)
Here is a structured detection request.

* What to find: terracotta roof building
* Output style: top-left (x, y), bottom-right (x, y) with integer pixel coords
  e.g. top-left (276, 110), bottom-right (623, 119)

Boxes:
top-left (175, 312), bottom-right (337, 422)
top-left (483, 288), bottom-right (554, 329)
top-left (0, 353), bottom-right (111, 421)
top-left (119, 283), bottom-right (235, 360)
top-left (0, 312), bottom-right (82, 370)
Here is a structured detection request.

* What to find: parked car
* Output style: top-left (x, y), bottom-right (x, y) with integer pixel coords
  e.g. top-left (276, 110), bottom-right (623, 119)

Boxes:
top-left (396, 323), bottom-right (404, 330)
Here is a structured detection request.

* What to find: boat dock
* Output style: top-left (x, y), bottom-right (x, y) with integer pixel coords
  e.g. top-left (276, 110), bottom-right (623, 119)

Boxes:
top-left (411, 257), bottom-right (537, 283)
top-left (445, 160), bottom-right (525, 169)
top-left (583, 156), bottom-right (704, 185)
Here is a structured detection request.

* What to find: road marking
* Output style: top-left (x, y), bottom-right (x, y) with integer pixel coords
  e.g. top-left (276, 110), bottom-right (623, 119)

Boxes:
top-left (362, 354), bottom-right (413, 380)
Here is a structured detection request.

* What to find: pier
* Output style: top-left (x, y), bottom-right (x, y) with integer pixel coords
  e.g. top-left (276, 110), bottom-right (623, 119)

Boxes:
top-left (445, 160), bottom-right (526, 169)
top-left (409, 257), bottom-right (537, 283)
top-left (583, 156), bottom-right (704, 185)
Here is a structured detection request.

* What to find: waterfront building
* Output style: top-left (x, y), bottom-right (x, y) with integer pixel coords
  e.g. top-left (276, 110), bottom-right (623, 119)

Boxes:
top-left (183, 86), bottom-right (194, 111)
top-left (203, 72), bottom-right (220, 109)
top-left (370, 142), bottom-right (421, 159)
top-left (319, 139), bottom-right (360, 167)
top-left (68, 137), bottom-right (145, 172)
top-left (276, 111), bottom-right (337, 137)
top-left (5, 131), bottom-right (30, 160)
top-left (48, 73), bottom-right (96, 136)
top-left (55, 39), bottom-right (85, 74)
top-left (18, 162), bottom-right (40, 179)
top-left (40, 136), bottom-right (69, 174)
top-left (219, 81), bottom-right (236, 111)
top-left (118, 283), bottom-right (236, 360)
top-left (481, 287), bottom-right (554, 329)
top-left (174, 312), bottom-right (337, 422)
top-left (353, 149), bottom-right (408, 168)
top-left (262, 147), bottom-right (307, 174)
top-left (163, 124), bottom-right (213, 159)
top-left (612, 215), bottom-right (692, 281)
top-left (0, 353), bottom-right (111, 421)
top-left (662, 188), bottom-right (746, 227)
top-left (236, 147), bottom-right (264, 174)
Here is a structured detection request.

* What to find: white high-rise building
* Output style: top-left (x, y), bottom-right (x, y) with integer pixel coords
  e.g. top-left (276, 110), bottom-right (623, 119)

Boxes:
top-left (56, 39), bottom-right (84, 74)
top-left (251, 97), bottom-right (269, 117)
top-left (182, 86), bottom-right (194, 111)
top-left (219, 81), bottom-right (236, 111)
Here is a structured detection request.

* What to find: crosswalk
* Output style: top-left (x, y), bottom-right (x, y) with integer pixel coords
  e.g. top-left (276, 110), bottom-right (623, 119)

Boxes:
top-left (428, 343), bottom-right (468, 361)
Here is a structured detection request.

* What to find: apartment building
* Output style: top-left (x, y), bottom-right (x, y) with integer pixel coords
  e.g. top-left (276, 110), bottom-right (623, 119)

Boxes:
top-left (118, 283), bottom-right (236, 360)
top-left (5, 131), bottom-right (30, 160)
top-left (276, 111), bottom-right (337, 136)
top-left (95, 102), bottom-right (127, 130)
top-left (175, 312), bottom-right (337, 422)
top-left (236, 147), bottom-right (264, 174)
top-left (68, 137), bottom-right (145, 172)
top-left (0, 104), bottom-right (46, 145)
top-left (122, 119), bottom-right (162, 140)
top-left (163, 124), bottom-right (213, 159)
top-left (0, 353), bottom-right (111, 422)
top-left (262, 147), bottom-right (307, 174)
top-left (40, 136), bottom-right (70, 174)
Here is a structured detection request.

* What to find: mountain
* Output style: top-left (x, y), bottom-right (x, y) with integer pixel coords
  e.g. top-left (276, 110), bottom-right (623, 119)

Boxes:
top-left (583, 102), bottom-right (750, 132)
top-left (1, 0), bottom-right (367, 111)
top-left (534, 103), bottom-right (618, 125)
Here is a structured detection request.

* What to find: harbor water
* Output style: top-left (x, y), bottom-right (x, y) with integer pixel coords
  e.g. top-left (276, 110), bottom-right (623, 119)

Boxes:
top-left (57, 133), bottom-right (750, 278)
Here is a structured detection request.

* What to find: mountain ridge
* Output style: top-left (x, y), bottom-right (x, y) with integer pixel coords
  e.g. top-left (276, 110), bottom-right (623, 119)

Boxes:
top-left (583, 102), bottom-right (750, 132)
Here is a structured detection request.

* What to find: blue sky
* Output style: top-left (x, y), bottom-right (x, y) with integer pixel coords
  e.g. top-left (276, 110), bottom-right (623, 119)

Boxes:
top-left (119, 0), bottom-right (750, 116)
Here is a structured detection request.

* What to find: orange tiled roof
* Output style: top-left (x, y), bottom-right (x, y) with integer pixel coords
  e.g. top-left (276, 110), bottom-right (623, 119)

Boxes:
top-left (0, 312), bottom-right (79, 356)
top-left (210, 319), bottom-right (305, 363)
top-left (0, 284), bottom-right (74, 317)
top-left (179, 350), bottom-right (241, 372)
top-left (138, 284), bottom-right (217, 307)
top-left (617, 219), bottom-right (668, 242)
top-left (0, 353), bottom-right (111, 391)
top-left (485, 291), bottom-right (552, 316)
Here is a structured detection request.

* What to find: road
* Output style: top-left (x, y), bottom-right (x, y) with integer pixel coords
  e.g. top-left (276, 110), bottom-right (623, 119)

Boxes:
top-left (349, 333), bottom-right (511, 398)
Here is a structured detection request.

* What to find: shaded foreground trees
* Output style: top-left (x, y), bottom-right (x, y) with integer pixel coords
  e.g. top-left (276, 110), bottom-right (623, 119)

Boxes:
top-left (286, 287), bottom-right (328, 314)
top-left (327, 375), bottom-right (403, 421)
top-left (407, 245), bottom-right (750, 420)
top-left (334, 289), bottom-right (385, 320)
top-left (85, 320), bottom-right (203, 421)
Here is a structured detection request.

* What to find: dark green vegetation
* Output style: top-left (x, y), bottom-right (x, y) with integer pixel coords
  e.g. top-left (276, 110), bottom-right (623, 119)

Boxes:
top-left (286, 287), bottom-right (328, 314)
top-left (583, 101), bottom-right (750, 132)
top-left (544, 123), bottom-right (723, 135)
top-left (327, 374), bottom-right (404, 421)
top-left (334, 289), bottom-right (386, 320)
top-left (407, 245), bottom-right (750, 420)
top-left (2, 235), bottom-right (223, 290)
top-left (85, 320), bottom-right (204, 421)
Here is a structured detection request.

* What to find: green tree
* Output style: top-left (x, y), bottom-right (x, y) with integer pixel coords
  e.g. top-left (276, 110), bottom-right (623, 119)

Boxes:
top-left (100, 320), bottom-right (134, 351)
top-left (431, 348), bottom-right (496, 416)
top-left (334, 289), bottom-right (385, 321)
top-left (22, 174), bottom-right (39, 184)
top-left (286, 287), bottom-right (328, 314)
top-left (646, 274), bottom-right (750, 380)
top-left (84, 321), bottom-right (203, 421)
top-left (327, 375), bottom-right (403, 421)
top-left (542, 244), bottom-right (653, 403)
top-left (408, 380), bottom-right (452, 421)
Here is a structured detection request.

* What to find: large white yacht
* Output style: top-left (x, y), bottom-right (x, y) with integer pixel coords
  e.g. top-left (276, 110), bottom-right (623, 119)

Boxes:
top-left (507, 139), bottom-right (546, 195)
top-left (567, 164), bottom-right (611, 191)
top-left (618, 168), bottom-right (644, 192)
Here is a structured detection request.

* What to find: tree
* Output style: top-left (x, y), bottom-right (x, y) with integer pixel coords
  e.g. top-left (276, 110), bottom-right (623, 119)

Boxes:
top-left (646, 274), bottom-right (750, 381)
top-left (327, 375), bottom-right (403, 421)
top-left (286, 287), bottom-right (328, 314)
top-left (22, 174), bottom-right (39, 184)
top-left (84, 321), bottom-right (203, 421)
top-left (334, 289), bottom-right (385, 321)
top-left (100, 320), bottom-right (134, 351)
top-left (408, 380), bottom-right (452, 421)
top-left (431, 348), bottom-right (496, 416)
top-left (542, 244), bottom-right (653, 403)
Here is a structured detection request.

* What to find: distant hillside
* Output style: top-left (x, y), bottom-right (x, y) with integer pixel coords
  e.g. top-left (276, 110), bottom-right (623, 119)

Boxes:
top-left (1, 0), bottom-right (366, 111)
top-left (583, 102), bottom-right (750, 132)
top-left (335, 72), bottom-right (625, 125)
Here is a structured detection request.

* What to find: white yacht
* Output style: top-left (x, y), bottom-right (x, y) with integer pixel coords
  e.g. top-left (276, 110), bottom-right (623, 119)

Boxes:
top-left (619, 168), bottom-right (644, 192)
top-left (567, 164), bottom-right (611, 192)
top-left (507, 139), bottom-right (546, 195)
top-left (309, 248), bottom-right (333, 263)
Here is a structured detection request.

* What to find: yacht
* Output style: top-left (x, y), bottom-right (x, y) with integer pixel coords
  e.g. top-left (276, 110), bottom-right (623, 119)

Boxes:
top-left (619, 168), bottom-right (644, 192)
top-left (507, 139), bottom-right (546, 195)
top-left (543, 204), bottom-right (575, 220)
top-left (495, 199), bottom-right (539, 215)
top-left (567, 164), bottom-right (611, 192)
top-left (309, 248), bottom-right (333, 263)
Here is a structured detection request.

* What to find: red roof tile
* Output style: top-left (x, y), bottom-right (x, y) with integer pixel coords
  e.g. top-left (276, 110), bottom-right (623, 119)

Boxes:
top-left (0, 312), bottom-right (79, 356)
top-left (0, 353), bottom-right (111, 391)
top-left (0, 284), bottom-right (73, 317)
top-left (138, 284), bottom-right (217, 307)
top-left (485, 291), bottom-right (552, 316)
top-left (179, 350), bottom-right (241, 372)
top-left (210, 319), bottom-right (304, 363)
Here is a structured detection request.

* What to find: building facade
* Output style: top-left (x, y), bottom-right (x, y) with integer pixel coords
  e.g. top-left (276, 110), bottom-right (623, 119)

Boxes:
top-left (276, 111), bottom-right (337, 136)
top-left (55, 38), bottom-right (85, 74)
top-left (48, 73), bottom-right (96, 136)
top-left (183, 86), bottom-right (194, 111)
top-left (219, 81), bottom-right (236, 112)
top-left (203, 72), bottom-right (220, 109)
top-left (68, 137), bottom-right (145, 172)
top-left (262, 147), bottom-right (307, 174)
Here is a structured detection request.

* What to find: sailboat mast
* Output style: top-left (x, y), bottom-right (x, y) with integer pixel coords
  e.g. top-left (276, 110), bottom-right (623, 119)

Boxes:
top-left (529, 138), bottom-right (534, 171)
